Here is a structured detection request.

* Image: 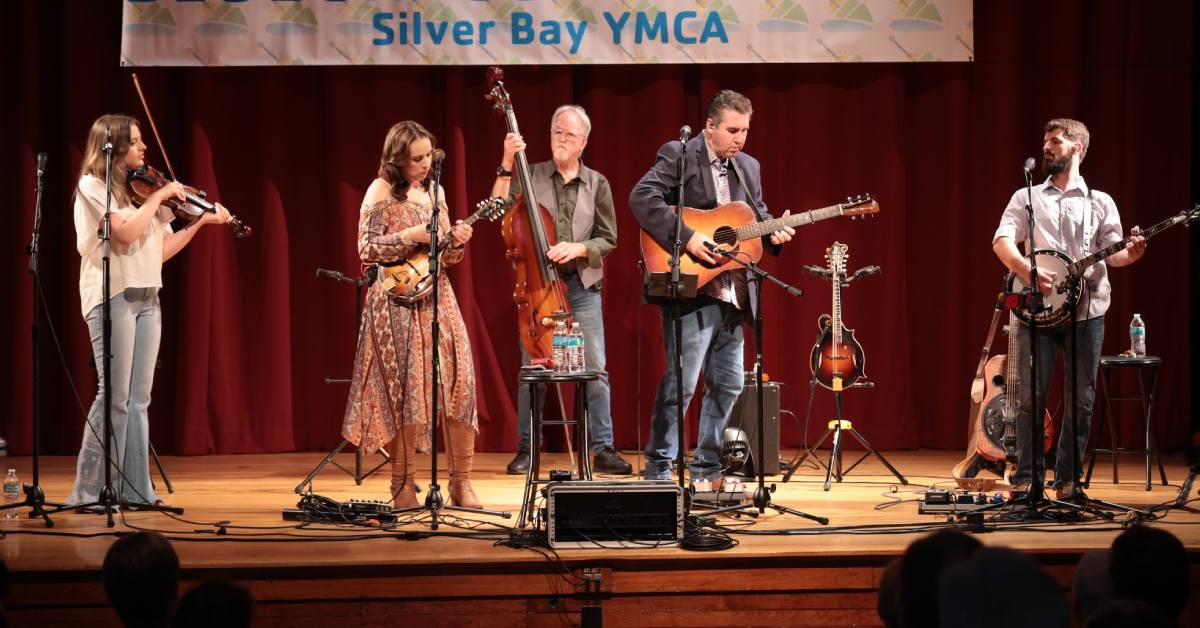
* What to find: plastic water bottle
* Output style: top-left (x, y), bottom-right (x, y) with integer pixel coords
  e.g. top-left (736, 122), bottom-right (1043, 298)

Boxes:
top-left (3, 469), bottom-right (19, 519)
top-left (1129, 314), bottom-right (1146, 357)
top-left (568, 322), bottom-right (586, 374)
top-left (552, 321), bottom-right (569, 373)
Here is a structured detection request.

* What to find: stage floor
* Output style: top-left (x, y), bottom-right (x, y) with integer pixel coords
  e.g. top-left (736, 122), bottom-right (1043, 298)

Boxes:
top-left (4, 450), bottom-right (1199, 626)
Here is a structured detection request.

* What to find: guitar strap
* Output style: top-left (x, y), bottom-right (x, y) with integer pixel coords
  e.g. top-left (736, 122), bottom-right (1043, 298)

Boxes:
top-left (1082, 187), bottom-right (1095, 255)
top-left (727, 158), bottom-right (766, 220)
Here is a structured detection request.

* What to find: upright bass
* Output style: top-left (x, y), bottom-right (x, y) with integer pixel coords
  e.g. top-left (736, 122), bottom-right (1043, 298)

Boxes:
top-left (484, 67), bottom-right (572, 364)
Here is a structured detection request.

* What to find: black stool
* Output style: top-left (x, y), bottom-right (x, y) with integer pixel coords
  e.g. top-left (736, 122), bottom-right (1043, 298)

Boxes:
top-left (517, 370), bottom-right (596, 528)
top-left (1084, 355), bottom-right (1168, 491)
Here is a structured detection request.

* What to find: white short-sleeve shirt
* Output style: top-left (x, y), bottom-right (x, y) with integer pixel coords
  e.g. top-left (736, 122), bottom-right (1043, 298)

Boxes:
top-left (74, 174), bottom-right (174, 317)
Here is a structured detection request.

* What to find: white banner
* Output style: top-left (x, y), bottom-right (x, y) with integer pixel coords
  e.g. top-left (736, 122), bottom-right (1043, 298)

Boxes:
top-left (121, 0), bottom-right (974, 67)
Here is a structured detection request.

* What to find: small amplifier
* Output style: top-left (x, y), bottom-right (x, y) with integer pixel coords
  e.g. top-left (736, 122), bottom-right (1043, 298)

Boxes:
top-left (727, 380), bottom-right (781, 475)
top-left (546, 481), bottom-right (684, 548)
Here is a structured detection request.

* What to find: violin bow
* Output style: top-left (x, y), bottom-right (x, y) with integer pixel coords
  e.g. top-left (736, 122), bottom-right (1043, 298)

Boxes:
top-left (130, 73), bottom-right (177, 181)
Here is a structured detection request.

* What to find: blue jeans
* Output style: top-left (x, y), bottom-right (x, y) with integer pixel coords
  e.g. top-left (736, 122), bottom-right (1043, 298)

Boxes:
top-left (68, 288), bottom-right (162, 506)
top-left (644, 301), bottom-right (745, 481)
top-left (1013, 316), bottom-right (1104, 488)
top-left (516, 274), bottom-right (613, 454)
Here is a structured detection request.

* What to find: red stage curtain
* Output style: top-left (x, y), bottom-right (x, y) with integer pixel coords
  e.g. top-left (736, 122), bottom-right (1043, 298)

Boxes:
top-left (2, 1), bottom-right (1192, 457)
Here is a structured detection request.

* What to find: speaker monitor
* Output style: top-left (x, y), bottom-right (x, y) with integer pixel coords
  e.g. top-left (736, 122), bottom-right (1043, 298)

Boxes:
top-left (727, 381), bottom-right (780, 476)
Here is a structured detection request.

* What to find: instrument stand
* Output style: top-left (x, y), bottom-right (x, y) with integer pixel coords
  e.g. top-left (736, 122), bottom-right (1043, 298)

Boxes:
top-left (391, 154), bottom-right (507, 526)
top-left (787, 377), bottom-right (907, 491)
top-left (59, 131), bottom-right (183, 526)
top-left (294, 268), bottom-right (393, 495)
top-left (1171, 464), bottom-right (1200, 510)
top-left (0, 153), bottom-right (68, 527)
top-left (703, 247), bottom-right (827, 524)
top-left (781, 263), bottom-right (904, 490)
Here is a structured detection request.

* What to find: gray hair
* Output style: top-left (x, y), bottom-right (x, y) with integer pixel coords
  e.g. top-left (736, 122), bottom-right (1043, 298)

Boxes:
top-left (550, 104), bottom-right (591, 138)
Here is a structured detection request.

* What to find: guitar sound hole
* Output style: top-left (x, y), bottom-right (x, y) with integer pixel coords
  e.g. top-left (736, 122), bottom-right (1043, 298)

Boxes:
top-left (712, 226), bottom-right (737, 248)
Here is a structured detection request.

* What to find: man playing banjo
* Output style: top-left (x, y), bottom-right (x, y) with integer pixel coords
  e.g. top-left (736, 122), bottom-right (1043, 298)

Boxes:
top-left (991, 118), bottom-right (1147, 500)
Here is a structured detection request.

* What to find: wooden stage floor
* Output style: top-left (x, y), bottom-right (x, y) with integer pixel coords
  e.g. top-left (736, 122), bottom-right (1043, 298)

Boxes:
top-left (4, 450), bottom-right (1200, 626)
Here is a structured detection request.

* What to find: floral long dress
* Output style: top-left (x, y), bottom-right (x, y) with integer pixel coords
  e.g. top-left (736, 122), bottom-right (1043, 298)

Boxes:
top-left (341, 197), bottom-right (478, 453)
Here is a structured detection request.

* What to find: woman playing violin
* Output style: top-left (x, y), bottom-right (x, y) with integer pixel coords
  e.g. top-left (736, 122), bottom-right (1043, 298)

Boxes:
top-left (67, 114), bottom-right (230, 510)
top-left (340, 120), bottom-right (482, 509)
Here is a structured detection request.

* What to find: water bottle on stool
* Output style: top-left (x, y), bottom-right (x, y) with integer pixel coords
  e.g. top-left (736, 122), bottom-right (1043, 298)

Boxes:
top-left (552, 321), bottom-right (569, 373)
top-left (568, 322), bottom-right (585, 374)
top-left (1129, 314), bottom-right (1146, 357)
top-left (3, 469), bottom-right (19, 520)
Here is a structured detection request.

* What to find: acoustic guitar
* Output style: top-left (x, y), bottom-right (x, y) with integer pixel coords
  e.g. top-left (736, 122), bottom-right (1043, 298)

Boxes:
top-left (953, 302), bottom-right (1054, 489)
top-left (639, 196), bottom-right (878, 289)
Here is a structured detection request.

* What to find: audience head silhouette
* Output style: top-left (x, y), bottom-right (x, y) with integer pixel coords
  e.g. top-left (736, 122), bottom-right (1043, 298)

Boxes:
top-left (172, 580), bottom-right (254, 628)
top-left (939, 547), bottom-right (1069, 628)
top-left (1109, 525), bottom-right (1189, 622)
top-left (899, 529), bottom-right (982, 627)
top-left (102, 532), bottom-right (180, 628)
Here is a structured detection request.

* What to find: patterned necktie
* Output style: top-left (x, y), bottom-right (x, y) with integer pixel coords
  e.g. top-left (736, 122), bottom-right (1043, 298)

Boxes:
top-left (703, 156), bottom-right (740, 307)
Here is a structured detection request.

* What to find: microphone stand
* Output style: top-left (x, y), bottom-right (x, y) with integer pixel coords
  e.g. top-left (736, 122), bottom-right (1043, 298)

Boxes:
top-left (1, 154), bottom-right (68, 527)
top-left (646, 128), bottom-right (698, 500)
top-left (393, 155), bottom-right (507, 526)
top-left (294, 267), bottom-right (394, 495)
top-left (65, 130), bottom-right (182, 526)
top-left (1059, 277), bottom-right (1144, 516)
top-left (701, 245), bottom-right (827, 524)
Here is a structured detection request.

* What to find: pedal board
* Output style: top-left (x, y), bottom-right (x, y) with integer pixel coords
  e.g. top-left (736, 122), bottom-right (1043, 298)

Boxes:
top-left (283, 495), bottom-right (398, 523)
top-left (917, 488), bottom-right (1005, 516)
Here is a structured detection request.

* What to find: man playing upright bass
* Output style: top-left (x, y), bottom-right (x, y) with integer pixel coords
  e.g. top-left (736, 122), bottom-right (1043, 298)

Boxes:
top-left (494, 104), bottom-right (633, 476)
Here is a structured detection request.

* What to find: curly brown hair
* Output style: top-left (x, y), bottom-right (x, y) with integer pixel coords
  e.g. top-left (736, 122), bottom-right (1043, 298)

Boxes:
top-left (378, 120), bottom-right (436, 200)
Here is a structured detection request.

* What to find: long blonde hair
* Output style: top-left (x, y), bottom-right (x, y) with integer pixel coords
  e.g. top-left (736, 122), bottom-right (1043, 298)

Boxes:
top-left (78, 114), bottom-right (141, 208)
top-left (377, 120), bottom-right (435, 200)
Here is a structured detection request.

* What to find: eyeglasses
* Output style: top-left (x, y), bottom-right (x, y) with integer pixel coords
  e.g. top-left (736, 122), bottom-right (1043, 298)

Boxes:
top-left (550, 128), bottom-right (586, 142)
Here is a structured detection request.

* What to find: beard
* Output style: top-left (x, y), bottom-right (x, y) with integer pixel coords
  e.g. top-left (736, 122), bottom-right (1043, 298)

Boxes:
top-left (1043, 153), bottom-right (1070, 175)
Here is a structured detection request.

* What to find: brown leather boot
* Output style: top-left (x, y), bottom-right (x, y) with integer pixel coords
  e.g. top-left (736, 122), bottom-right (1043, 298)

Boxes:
top-left (446, 421), bottom-right (483, 509)
top-left (389, 425), bottom-right (419, 508)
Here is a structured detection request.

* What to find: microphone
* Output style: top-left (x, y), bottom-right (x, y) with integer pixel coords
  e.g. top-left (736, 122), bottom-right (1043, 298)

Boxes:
top-left (315, 268), bottom-right (345, 281)
top-left (850, 265), bottom-right (881, 282)
top-left (432, 148), bottom-right (446, 165)
top-left (1023, 157), bottom-right (1036, 174)
top-left (802, 264), bottom-right (831, 278)
top-left (36, 152), bottom-right (47, 178)
top-left (702, 240), bottom-right (719, 252)
top-left (679, 125), bottom-right (692, 143)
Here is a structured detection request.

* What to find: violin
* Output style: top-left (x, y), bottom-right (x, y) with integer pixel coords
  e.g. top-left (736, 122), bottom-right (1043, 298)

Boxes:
top-left (128, 164), bottom-right (251, 238)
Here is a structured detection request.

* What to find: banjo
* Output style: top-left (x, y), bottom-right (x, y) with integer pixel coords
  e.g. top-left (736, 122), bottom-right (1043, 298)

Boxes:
top-left (1008, 203), bottom-right (1199, 327)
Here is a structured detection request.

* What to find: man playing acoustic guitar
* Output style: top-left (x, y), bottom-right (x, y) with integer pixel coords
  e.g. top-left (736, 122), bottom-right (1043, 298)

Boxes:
top-left (629, 89), bottom-right (794, 486)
